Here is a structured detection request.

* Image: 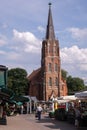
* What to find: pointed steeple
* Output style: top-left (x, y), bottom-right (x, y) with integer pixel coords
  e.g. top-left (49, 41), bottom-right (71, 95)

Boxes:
top-left (46, 3), bottom-right (55, 40)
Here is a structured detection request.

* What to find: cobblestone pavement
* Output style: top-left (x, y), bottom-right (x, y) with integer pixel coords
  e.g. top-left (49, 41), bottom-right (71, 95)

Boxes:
top-left (0, 113), bottom-right (86, 130)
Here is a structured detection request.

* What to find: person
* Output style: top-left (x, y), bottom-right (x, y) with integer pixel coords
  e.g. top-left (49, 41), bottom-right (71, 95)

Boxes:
top-left (74, 106), bottom-right (81, 128)
top-left (36, 104), bottom-right (43, 120)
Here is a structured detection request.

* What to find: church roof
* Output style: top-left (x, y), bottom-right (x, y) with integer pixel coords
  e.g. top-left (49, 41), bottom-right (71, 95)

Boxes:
top-left (46, 3), bottom-right (55, 40)
top-left (28, 68), bottom-right (41, 80)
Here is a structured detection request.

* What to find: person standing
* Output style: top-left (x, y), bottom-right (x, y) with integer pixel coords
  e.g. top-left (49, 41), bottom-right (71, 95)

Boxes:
top-left (36, 104), bottom-right (43, 120)
top-left (74, 106), bottom-right (81, 128)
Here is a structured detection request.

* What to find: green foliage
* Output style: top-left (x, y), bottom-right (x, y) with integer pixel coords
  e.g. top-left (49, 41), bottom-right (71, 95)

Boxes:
top-left (61, 69), bottom-right (68, 80)
top-left (61, 69), bottom-right (85, 94)
top-left (7, 68), bottom-right (29, 96)
top-left (67, 75), bottom-right (85, 94)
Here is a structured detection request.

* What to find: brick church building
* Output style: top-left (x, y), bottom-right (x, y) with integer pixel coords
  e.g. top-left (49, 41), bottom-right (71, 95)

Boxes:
top-left (28, 3), bottom-right (68, 101)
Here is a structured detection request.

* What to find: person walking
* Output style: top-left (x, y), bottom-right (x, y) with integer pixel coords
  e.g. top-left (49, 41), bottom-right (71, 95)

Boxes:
top-left (36, 104), bottom-right (43, 120)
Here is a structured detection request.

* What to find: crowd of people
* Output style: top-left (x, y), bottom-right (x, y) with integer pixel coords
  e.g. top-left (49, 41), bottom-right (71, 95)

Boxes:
top-left (68, 101), bottom-right (87, 128)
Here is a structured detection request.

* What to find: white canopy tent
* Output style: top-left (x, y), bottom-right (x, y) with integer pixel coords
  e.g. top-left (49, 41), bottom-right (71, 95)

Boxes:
top-left (57, 95), bottom-right (77, 102)
top-left (56, 99), bottom-right (70, 104)
top-left (52, 95), bottom-right (78, 104)
top-left (75, 91), bottom-right (87, 98)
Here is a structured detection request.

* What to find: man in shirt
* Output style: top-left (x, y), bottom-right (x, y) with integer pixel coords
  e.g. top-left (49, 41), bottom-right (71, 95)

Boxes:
top-left (36, 104), bottom-right (43, 120)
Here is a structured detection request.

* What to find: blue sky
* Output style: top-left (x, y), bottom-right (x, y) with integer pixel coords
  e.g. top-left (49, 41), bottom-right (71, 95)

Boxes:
top-left (0, 0), bottom-right (87, 84)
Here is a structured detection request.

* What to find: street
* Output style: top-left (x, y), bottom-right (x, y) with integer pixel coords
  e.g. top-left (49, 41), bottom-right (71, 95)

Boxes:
top-left (0, 113), bottom-right (86, 130)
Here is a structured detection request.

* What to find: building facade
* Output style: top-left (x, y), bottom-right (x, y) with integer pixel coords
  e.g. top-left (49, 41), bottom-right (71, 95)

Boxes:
top-left (28, 3), bottom-right (68, 101)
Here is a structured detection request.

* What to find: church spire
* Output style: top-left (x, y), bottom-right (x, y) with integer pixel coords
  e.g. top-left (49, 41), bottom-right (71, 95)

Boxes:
top-left (46, 3), bottom-right (55, 40)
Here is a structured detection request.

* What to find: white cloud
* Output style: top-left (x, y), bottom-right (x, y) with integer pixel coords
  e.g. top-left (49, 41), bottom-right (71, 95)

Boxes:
top-left (13, 29), bottom-right (41, 53)
top-left (61, 45), bottom-right (87, 77)
top-left (61, 46), bottom-right (87, 63)
top-left (67, 27), bottom-right (87, 41)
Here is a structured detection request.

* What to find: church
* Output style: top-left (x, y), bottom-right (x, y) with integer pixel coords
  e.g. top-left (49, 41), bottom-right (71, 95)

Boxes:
top-left (28, 3), bottom-right (68, 101)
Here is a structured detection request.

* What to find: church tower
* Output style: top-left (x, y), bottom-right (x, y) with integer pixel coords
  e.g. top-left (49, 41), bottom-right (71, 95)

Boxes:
top-left (28, 3), bottom-right (68, 101)
top-left (41, 3), bottom-right (61, 101)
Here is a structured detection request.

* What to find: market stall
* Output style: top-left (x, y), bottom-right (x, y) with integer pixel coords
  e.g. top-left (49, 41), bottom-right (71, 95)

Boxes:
top-left (75, 91), bottom-right (87, 127)
top-left (75, 91), bottom-right (87, 98)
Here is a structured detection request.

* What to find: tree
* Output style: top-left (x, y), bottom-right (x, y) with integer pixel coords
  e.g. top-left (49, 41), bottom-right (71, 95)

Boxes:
top-left (7, 68), bottom-right (29, 96)
top-left (67, 76), bottom-right (85, 94)
top-left (61, 69), bottom-right (68, 80)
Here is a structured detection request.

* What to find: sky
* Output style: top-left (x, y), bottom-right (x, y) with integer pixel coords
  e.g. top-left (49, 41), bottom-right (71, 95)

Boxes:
top-left (0, 0), bottom-right (87, 84)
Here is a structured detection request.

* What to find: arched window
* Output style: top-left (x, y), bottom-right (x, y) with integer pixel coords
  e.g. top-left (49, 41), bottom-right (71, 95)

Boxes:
top-left (54, 63), bottom-right (58, 72)
top-left (48, 63), bottom-right (52, 72)
top-left (49, 77), bottom-right (52, 86)
top-left (55, 77), bottom-right (58, 86)
top-left (48, 42), bottom-right (50, 54)
top-left (53, 45), bottom-right (56, 54)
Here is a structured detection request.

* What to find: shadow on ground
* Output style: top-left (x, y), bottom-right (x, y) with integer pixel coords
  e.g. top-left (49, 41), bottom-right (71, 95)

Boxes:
top-left (35, 114), bottom-right (87, 130)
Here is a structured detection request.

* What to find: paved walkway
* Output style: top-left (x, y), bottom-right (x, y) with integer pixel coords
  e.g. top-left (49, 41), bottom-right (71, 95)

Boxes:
top-left (0, 113), bottom-right (86, 130)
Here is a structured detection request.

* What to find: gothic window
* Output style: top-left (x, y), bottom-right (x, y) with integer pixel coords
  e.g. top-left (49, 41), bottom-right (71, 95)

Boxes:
top-left (54, 63), bottom-right (58, 72)
top-left (49, 77), bottom-right (52, 86)
top-left (48, 63), bottom-right (52, 72)
top-left (55, 77), bottom-right (58, 86)
top-left (53, 45), bottom-right (56, 53)
top-left (48, 43), bottom-right (50, 54)
top-left (53, 42), bottom-right (57, 55)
